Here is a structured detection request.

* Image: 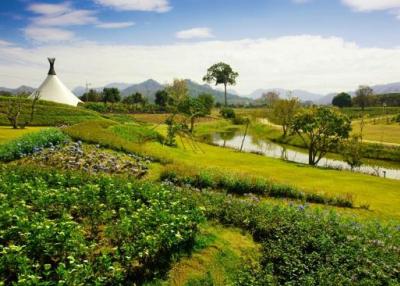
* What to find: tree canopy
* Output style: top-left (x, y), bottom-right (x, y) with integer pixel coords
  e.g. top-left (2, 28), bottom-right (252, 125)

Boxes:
top-left (203, 62), bottom-right (238, 107)
top-left (102, 88), bottom-right (121, 104)
top-left (272, 97), bottom-right (300, 137)
top-left (290, 107), bottom-right (351, 166)
top-left (332, 92), bottom-right (352, 108)
top-left (353, 86), bottom-right (374, 110)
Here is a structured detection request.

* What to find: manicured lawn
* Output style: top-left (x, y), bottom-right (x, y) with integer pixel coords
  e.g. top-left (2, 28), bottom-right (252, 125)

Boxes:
top-left (0, 126), bottom-right (45, 144)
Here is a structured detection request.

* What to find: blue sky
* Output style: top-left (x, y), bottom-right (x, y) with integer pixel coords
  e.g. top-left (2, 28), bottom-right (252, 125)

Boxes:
top-left (1, 0), bottom-right (400, 94)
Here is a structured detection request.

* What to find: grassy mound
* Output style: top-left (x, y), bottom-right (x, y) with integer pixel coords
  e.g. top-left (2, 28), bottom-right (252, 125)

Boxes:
top-left (0, 97), bottom-right (102, 126)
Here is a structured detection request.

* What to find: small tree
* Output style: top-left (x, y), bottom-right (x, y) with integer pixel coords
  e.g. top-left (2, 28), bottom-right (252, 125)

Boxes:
top-left (102, 88), bottom-right (121, 104)
top-left (178, 97), bottom-right (209, 133)
top-left (2, 92), bottom-right (40, 129)
top-left (262, 91), bottom-right (280, 107)
top-left (80, 89), bottom-right (101, 102)
top-left (203, 62), bottom-right (239, 107)
top-left (155, 90), bottom-right (169, 110)
top-left (198, 93), bottom-right (214, 113)
top-left (341, 135), bottom-right (363, 170)
top-left (353, 86), bottom-right (374, 110)
top-left (272, 97), bottom-right (300, 137)
top-left (164, 79), bottom-right (189, 146)
top-left (123, 92), bottom-right (144, 111)
top-left (332, 92), bottom-right (352, 108)
top-left (290, 107), bottom-right (351, 166)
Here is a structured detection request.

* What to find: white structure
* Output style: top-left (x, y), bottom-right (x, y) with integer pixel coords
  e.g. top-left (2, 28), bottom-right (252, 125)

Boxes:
top-left (30, 58), bottom-right (81, 106)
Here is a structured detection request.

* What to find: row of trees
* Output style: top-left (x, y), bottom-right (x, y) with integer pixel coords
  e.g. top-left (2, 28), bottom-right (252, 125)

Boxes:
top-left (332, 85), bottom-right (391, 109)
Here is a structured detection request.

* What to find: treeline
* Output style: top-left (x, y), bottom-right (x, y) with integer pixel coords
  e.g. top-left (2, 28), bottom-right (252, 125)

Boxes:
top-left (332, 86), bottom-right (400, 108)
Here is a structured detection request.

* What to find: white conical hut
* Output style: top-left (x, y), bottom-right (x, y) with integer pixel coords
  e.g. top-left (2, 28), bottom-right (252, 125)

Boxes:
top-left (30, 58), bottom-right (81, 106)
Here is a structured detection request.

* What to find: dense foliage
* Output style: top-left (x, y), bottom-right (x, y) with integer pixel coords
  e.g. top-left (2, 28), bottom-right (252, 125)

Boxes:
top-left (0, 167), bottom-right (202, 285)
top-left (189, 190), bottom-right (400, 286)
top-left (0, 128), bottom-right (68, 162)
top-left (332, 92), bottom-right (352, 108)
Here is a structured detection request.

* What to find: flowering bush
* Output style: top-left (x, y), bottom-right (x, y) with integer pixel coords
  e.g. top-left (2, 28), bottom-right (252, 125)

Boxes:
top-left (19, 141), bottom-right (151, 177)
top-left (0, 128), bottom-right (68, 162)
top-left (0, 166), bottom-right (203, 285)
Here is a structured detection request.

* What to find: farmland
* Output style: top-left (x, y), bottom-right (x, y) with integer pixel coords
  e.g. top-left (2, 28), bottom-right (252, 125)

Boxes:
top-left (0, 101), bottom-right (399, 285)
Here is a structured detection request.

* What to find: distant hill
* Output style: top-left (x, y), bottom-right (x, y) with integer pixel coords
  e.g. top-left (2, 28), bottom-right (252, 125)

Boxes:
top-left (249, 88), bottom-right (323, 102)
top-left (0, 85), bottom-right (35, 95)
top-left (318, 82), bottom-right (400, 105)
top-left (121, 79), bottom-right (164, 101)
top-left (75, 79), bottom-right (252, 104)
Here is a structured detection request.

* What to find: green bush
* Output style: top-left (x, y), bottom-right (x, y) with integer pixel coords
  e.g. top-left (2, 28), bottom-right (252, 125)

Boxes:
top-left (0, 128), bottom-right (68, 162)
top-left (0, 166), bottom-right (202, 285)
top-left (220, 108), bottom-right (236, 119)
top-left (190, 190), bottom-right (400, 285)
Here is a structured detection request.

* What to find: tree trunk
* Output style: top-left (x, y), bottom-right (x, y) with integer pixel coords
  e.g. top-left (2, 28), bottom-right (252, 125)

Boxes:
top-left (308, 147), bottom-right (316, 165)
top-left (190, 117), bottom-right (195, 133)
top-left (224, 83), bottom-right (227, 107)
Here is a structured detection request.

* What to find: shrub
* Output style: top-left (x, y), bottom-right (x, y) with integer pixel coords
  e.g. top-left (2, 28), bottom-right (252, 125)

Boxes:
top-left (160, 168), bottom-right (354, 208)
top-left (0, 128), bottom-right (68, 162)
top-left (0, 166), bottom-right (203, 285)
top-left (220, 108), bottom-right (236, 119)
top-left (189, 190), bottom-right (400, 285)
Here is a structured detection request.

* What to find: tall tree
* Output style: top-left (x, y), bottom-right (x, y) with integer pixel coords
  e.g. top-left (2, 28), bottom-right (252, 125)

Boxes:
top-left (353, 86), bottom-right (374, 110)
top-left (272, 98), bottom-right (300, 137)
top-left (290, 107), bottom-right (351, 166)
top-left (203, 62), bottom-right (239, 107)
top-left (332, 92), bottom-right (352, 108)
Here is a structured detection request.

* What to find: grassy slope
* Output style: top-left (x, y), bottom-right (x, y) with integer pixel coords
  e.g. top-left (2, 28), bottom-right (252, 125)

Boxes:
top-left (0, 97), bottom-right (102, 126)
top-left (0, 126), bottom-right (45, 144)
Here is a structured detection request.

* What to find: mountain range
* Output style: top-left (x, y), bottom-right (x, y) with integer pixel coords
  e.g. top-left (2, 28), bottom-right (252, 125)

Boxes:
top-left (3, 81), bottom-right (400, 105)
top-left (73, 79), bottom-right (252, 105)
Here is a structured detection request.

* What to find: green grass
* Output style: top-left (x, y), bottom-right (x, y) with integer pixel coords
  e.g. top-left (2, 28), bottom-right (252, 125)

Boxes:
top-left (0, 126), bottom-right (45, 144)
top-left (64, 120), bottom-right (400, 221)
top-left (110, 124), bottom-right (164, 144)
top-left (159, 223), bottom-right (259, 286)
top-left (0, 96), bottom-right (103, 126)
top-left (352, 120), bottom-right (400, 144)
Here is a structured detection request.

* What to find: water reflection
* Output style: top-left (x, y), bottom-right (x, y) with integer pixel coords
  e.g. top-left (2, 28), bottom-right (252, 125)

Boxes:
top-left (210, 130), bottom-right (400, 180)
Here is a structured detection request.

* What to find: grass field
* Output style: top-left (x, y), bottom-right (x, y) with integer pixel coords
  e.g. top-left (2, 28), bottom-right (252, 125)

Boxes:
top-left (64, 120), bottom-right (400, 221)
top-left (0, 126), bottom-right (44, 144)
top-left (352, 120), bottom-right (400, 145)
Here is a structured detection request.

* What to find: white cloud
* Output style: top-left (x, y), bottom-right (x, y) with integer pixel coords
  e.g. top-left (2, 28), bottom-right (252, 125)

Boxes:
top-left (32, 10), bottom-right (98, 27)
top-left (27, 2), bottom-right (72, 16)
top-left (1, 35), bottom-right (400, 95)
top-left (94, 0), bottom-right (171, 12)
top-left (342, 0), bottom-right (400, 11)
top-left (23, 27), bottom-right (75, 43)
top-left (176, 28), bottom-right (214, 39)
top-left (96, 21), bottom-right (135, 29)
top-left (0, 40), bottom-right (14, 47)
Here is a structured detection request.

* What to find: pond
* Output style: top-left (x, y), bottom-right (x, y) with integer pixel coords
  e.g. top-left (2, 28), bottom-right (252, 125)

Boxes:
top-left (207, 129), bottom-right (400, 180)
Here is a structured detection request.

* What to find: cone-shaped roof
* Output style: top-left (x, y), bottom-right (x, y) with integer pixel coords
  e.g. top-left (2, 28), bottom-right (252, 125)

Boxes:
top-left (30, 58), bottom-right (82, 106)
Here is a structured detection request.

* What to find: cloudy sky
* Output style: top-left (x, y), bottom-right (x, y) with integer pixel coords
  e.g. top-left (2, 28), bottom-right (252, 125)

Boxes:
top-left (1, 0), bottom-right (400, 95)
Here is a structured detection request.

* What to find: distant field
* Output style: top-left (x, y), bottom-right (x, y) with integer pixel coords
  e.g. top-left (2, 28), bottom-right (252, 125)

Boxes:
top-left (352, 120), bottom-right (400, 145)
top-left (0, 126), bottom-right (44, 144)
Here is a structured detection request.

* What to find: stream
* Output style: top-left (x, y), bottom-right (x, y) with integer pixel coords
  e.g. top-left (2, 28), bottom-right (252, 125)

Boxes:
top-left (207, 130), bottom-right (400, 180)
